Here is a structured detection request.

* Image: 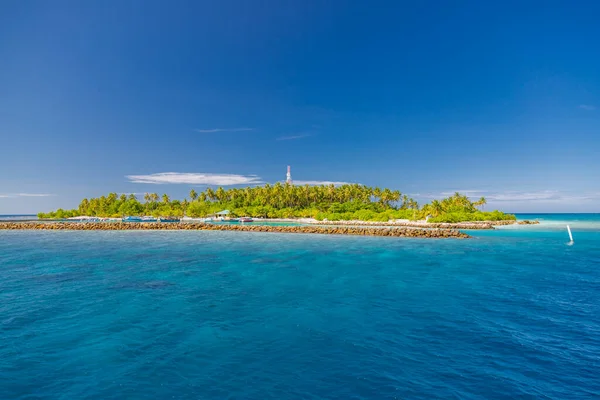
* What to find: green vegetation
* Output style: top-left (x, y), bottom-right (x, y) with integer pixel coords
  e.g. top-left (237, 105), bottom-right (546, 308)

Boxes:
top-left (37, 185), bottom-right (515, 223)
top-left (421, 193), bottom-right (515, 223)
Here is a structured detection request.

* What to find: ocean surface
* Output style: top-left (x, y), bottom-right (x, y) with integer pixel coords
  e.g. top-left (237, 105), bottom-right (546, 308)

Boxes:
top-left (1, 214), bottom-right (599, 399)
top-left (0, 214), bottom-right (37, 221)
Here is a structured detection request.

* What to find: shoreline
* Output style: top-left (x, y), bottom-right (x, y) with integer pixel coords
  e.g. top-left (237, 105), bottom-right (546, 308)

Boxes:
top-left (0, 222), bottom-right (470, 239)
top-left (12, 218), bottom-right (540, 231)
top-left (256, 218), bottom-right (538, 230)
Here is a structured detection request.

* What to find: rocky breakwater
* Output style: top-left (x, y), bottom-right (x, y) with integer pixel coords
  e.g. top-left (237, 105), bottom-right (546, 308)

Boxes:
top-left (517, 220), bottom-right (540, 225)
top-left (0, 222), bottom-right (470, 239)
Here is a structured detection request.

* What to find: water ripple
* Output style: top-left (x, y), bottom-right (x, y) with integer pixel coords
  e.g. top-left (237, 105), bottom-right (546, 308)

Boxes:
top-left (0, 229), bottom-right (599, 399)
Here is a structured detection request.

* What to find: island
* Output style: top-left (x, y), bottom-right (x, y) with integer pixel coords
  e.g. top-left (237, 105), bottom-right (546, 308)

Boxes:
top-left (0, 184), bottom-right (541, 238)
top-left (36, 184), bottom-right (514, 223)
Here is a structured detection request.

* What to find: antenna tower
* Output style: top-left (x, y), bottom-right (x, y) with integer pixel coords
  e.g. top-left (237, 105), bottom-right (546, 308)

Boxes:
top-left (286, 165), bottom-right (292, 185)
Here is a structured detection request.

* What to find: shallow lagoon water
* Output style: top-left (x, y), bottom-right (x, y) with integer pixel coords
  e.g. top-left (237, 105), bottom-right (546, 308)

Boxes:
top-left (1, 215), bottom-right (599, 399)
top-left (513, 213), bottom-right (600, 231)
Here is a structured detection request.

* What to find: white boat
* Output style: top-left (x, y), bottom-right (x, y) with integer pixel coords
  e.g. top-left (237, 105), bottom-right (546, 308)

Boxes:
top-left (67, 216), bottom-right (100, 222)
top-left (181, 216), bottom-right (205, 222)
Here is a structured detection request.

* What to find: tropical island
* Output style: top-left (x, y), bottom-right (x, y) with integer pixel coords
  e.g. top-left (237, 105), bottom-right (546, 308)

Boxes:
top-left (37, 184), bottom-right (515, 223)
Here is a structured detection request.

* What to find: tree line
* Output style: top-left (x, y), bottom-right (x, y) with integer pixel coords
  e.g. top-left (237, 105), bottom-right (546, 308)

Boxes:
top-left (37, 184), bottom-right (514, 222)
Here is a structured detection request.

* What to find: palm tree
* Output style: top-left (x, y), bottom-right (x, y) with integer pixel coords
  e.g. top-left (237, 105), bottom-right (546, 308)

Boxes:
top-left (326, 184), bottom-right (336, 202)
top-left (79, 198), bottom-right (89, 215)
top-left (381, 188), bottom-right (394, 207)
top-left (373, 187), bottom-right (382, 204)
top-left (162, 194), bottom-right (170, 204)
top-left (475, 196), bottom-right (487, 210)
top-left (420, 204), bottom-right (432, 220)
top-left (215, 187), bottom-right (226, 203)
top-left (205, 187), bottom-right (216, 201)
top-left (182, 199), bottom-right (189, 214)
top-left (392, 190), bottom-right (401, 205)
top-left (189, 189), bottom-right (198, 201)
top-left (431, 200), bottom-right (444, 217)
top-left (401, 194), bottom-right (410, 209)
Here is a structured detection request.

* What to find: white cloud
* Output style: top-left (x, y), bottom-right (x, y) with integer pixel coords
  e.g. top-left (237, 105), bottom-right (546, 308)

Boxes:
top-left (579, 104), bottom-right (596, 111)
top-left (276, 133), bottom-right (312, 141)
top-left (293, 180), bottom-right (353, 186)
top-left (195, 128), bottom-right (254, 133)
top-left (126, 172), bottom-right (263, 186)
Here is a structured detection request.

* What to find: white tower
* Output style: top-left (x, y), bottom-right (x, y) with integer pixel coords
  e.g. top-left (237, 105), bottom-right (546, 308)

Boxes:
top-left (286, 165), bottom-right (292, 184)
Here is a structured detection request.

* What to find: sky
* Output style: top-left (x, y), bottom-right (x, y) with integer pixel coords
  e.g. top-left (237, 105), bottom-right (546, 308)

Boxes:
top-left (1, 0), bottom-right (599, 214)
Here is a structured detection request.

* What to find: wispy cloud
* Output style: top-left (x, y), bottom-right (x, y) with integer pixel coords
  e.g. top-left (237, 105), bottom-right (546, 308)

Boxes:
top-left (293, 180), bottom-right (353, 186)
top-left (126, 172), bottom-right (263, 186)
top-left (579, 104), bottom-right (596, 111)
top-left (486, 191), bottom-right (600, 202)
top-left (419, 190), bottom-right (482, 199)
top-left (276, 133), bottom-right (312, 141)
top-left (0, 193), bottom-right (54, 198)
top-left (16, 193), bottom-right (54, 197)
top-left (439, 190), bottom-right (484, 197)
top-left (485, 191), bottom-right (559, 202)
top-left (421, 190), bottom-right (600, 203)
top-left (195, 128), bottom-right (254, 133)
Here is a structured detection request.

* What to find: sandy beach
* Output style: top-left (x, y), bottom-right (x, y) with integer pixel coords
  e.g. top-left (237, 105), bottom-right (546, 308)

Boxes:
top-left (253, 218), bottom-right (537, 230)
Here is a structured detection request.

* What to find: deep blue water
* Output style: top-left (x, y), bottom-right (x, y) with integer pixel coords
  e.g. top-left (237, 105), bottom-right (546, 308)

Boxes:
top-left (1, 215), bottom-right (599, 399)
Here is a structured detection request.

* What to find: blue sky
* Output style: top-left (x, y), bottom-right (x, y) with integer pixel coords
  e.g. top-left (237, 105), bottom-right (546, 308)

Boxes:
top-left (1, 0), bottom-right (599, 214)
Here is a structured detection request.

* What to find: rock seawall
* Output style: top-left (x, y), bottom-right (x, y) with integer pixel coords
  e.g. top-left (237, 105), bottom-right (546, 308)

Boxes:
top-left (0, 222), bottom-right (470, 239)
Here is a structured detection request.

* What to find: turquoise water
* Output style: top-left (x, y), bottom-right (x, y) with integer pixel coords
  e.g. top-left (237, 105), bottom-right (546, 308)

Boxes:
top-left (513, 213), bottom-right (600, 232)
top-left (1, 214), bottom-right (599, 399)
